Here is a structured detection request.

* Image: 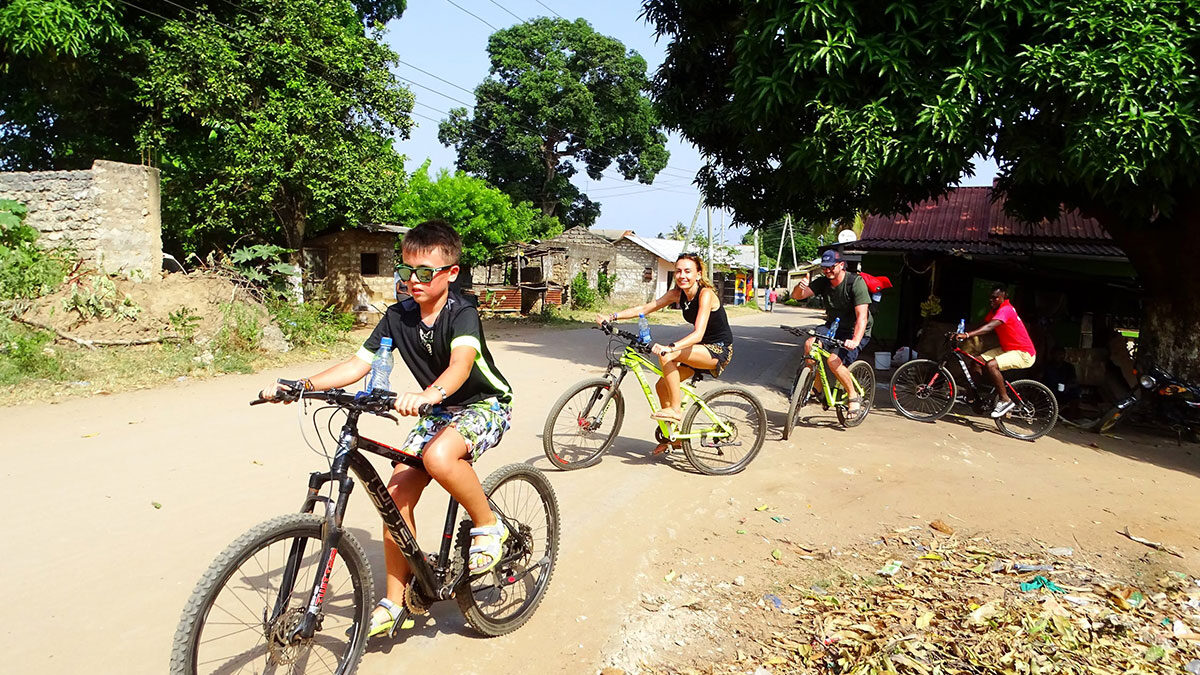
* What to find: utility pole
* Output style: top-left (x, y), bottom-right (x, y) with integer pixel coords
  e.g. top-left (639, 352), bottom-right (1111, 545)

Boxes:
top-left (773, 217), bottom-right (789, 288)
top-left (681, 197), bottom-right (703, 251)
top-left (753, 229), bottom-right (760, 307)
top-left (706, 207), bottom-right (714, 283)
top-left (788, 214), bottom-right (799, 270)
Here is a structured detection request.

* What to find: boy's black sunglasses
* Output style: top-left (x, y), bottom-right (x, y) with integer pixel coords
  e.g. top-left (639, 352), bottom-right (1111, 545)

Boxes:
top-left (395, 263), bottom-right (455, 283)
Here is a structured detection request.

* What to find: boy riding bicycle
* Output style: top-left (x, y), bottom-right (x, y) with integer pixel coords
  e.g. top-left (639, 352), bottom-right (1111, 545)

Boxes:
top-left (955, 286), bottom-right (1037, 418)
top-left (261, 220), bottom-right (513, 638)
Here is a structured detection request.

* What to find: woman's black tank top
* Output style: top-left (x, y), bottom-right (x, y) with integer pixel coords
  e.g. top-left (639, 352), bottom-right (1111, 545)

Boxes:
top-left (678, 288), bottom-right (734, 345)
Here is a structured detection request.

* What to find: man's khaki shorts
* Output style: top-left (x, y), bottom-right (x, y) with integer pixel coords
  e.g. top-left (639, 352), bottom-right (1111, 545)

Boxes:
top-left (981, 348), bottom-right (1036, 371)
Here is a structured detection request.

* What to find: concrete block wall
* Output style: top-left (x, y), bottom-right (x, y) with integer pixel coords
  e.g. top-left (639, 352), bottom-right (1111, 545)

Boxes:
top-left (544, 227), bottom-right (616, 288)
top-left (0, 160), bottom-right (163, 280)
top-left (312, 230), bottom-right (398, 311)
top-left (612, 238), bottom-right (659, 304)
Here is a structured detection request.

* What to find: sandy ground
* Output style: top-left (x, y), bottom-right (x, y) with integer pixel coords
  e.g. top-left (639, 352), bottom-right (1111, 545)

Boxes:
top-left (2, 305), bottom-right (1197, 674)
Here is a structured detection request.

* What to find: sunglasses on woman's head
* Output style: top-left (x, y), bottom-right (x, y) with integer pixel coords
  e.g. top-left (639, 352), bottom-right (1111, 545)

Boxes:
top-left (395, 263), bottom-right (454, 283)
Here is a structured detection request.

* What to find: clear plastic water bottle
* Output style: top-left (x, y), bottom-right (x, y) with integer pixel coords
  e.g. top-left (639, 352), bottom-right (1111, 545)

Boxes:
top-left (637, 313), bottom-right (652, 344)
top-left (827, 317), bottom-right (840, 338)
top-left (365, 337), bottom-right (394, 392)
top-left (956, 319), bottom-right (966, 335)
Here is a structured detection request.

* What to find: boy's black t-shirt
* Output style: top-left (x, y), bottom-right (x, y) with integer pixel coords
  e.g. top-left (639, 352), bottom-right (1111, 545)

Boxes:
top-left (809, 273), bottom-right (874, 339)
top-left (359, 291), bottom-right (512, 405)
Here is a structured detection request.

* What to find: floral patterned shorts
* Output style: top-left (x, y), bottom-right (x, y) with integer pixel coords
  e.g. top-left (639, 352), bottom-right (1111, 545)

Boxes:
top-left (399, 397), bottom-right (512, 462)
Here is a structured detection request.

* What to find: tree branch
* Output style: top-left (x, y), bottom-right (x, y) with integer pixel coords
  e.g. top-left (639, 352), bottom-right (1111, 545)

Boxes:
top-left (13, 317), bottom-right (180, 349)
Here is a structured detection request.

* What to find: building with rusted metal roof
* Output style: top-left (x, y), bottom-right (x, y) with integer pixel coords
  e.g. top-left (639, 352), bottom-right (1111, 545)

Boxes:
top-left (827, 187), bottom-right (1137, 404)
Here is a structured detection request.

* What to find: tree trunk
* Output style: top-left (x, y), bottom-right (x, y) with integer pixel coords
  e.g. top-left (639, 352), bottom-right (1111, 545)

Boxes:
top-left (276, 193), bottom-right (307, 303)
top-left (1101, 209), bottom-right (1200, 382)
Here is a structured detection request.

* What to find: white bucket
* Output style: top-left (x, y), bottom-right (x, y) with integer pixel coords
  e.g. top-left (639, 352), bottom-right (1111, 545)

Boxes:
top-left (873, 351), bottom-right (891, 370)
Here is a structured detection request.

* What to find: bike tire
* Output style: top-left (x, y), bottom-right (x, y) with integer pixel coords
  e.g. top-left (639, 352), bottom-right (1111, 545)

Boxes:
top-left (456, 463), bottom-right (559, 636)
top-left (170, 513), bottom-right (372, 675)
top-left (889, 359), bottom-right (956, 422)
top-left (542, 378), bottom-right (624, 470)
top-left (836, 361), bottom-right (876, 428)
top-left (995, 379), bottom-right (1059, 441)
top-left (681, 387), bottom-right (767, 475)
top-left (783, 366), bottom-right (814, 441)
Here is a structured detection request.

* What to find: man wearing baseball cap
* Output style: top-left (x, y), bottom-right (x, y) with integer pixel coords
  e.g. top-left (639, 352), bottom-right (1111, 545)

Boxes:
top-left (790, 249), bottom-right (873, 414)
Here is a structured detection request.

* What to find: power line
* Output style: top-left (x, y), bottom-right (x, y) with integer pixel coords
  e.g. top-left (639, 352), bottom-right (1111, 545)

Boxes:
top-left (533, 0), bottom-right (566, 20)
top-left (443, 0), bottom-right (497, 30)
top-left (486, 0), bottom-right (525, 22)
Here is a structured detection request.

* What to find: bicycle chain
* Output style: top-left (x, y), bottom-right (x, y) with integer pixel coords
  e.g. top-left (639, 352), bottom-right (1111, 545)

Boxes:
top-left (404, 584), bottom-right (432, 615)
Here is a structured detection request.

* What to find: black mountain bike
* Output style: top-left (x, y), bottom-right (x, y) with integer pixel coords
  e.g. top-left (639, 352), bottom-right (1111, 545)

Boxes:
top-left (170, 381), bottom-right (559, 674)
top-left (889, 335), bottom-right (1058, 440)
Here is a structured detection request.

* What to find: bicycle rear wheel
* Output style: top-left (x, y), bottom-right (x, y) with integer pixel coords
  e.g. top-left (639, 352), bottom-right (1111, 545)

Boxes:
top-left (889, 359), bottom-right (956, 421)
top-left (542, 378), bottom-right (624, 470)
top-left (681, 387), bottom-right (767, 475)
top-left (170, 513), bottom-right (371, 675)
top-left (836, 361), bottom-right (876, 428)
top-left (995, 379), bottom-right (1058, 441)
top-left (456, 464), bottom-right (559, 636)
top-left (782, 365), bottom-right (814, 441)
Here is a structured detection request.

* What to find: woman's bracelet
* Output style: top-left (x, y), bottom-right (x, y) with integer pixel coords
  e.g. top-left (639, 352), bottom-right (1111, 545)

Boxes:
top-left (611, 312), bottom-right (619, 321)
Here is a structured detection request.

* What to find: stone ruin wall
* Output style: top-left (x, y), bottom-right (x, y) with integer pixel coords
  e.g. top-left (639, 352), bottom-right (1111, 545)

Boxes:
top-left (0, 160), bottom-right (163, 280)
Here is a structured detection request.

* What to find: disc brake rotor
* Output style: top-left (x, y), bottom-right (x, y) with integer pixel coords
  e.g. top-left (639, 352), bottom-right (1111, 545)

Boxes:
top-left (266, 607), bottom-right (312, 665)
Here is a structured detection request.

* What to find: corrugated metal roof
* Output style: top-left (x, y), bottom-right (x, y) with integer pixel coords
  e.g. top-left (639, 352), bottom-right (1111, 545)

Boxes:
top-left (858, 187), bottom-right (1119, 257)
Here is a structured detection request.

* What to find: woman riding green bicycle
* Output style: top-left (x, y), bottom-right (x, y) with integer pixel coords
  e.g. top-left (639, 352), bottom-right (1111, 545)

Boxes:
top-left (598, 253), bottom-right (734, 453)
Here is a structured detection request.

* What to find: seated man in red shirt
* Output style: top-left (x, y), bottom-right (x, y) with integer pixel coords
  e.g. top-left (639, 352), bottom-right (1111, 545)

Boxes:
top-left (955, 287), bottom-right (1037, 418)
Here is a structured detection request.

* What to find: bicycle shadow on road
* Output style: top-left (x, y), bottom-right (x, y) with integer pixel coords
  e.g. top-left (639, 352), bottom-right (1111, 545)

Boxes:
top-left (522, 434), bottom-right (703, 475)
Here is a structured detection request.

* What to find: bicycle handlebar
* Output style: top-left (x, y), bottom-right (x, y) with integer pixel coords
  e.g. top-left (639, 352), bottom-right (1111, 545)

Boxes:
top-left (595, 321), bottom-right (654, 355)
top-left (252, 379), bottom-right (432, 417)
top-left (780, 325), bottom-right (848, 349)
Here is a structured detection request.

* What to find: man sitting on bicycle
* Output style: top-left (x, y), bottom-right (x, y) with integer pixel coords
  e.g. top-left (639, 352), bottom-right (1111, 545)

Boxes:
top-left (261, 220), bottom-right (514, 639)
top-left (790, 249), bottom-right (872, 414)
top-left (955, 286), bottom-right (1037, 418)
top-left (597, 253), bottom-right (734, 444)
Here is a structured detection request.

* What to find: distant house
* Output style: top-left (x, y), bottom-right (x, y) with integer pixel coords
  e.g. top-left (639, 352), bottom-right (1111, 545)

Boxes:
top-left (302, 223), bottom-right (408, 317)
top-left (827, 187), bottom-right (1136, 388)
top-left (614, 234), bottom-right (759, 305)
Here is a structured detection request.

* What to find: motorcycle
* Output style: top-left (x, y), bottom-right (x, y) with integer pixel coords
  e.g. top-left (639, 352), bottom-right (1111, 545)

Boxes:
top-left (1094, 364), bottom-right (1200, 443)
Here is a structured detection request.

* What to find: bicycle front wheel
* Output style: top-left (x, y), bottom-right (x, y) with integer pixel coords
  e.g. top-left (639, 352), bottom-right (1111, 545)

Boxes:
top-left (681, 387), bottom-right (767, 475)
top-left (542, 378), bottom-right (625, 470)
top-left (890, 359), bottom-right (956, 422)
top-left (170, 513), bottom-right (372, 675)
top-left (456, 463), bottom-right (559, 636)
top-left (996, 379), bottom-right (1059, 441)
top-left (836, 361), bottom-right (876, 428)
top-left (782, 366), bottom-right (814, 441)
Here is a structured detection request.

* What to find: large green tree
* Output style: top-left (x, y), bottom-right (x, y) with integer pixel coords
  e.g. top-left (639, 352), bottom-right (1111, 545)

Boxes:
top-left (439, 17), bottom-right (670, 229)
top-left (137, 0), bottom-right (414, 255)
top-left (393, 161), bottom-right (561, 267)
top-left (644, 0), bottom-right (1200, 378)
top-left (2, 0), bottom-right (411, 256)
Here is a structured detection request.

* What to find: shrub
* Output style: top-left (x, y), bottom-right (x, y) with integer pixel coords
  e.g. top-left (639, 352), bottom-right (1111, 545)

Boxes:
top-left (215, 302), bottom-right (262, 353)
top-left (0, 199), bottom-right (69, 301)
top-left (570, 271), bottom-right (597, 310)
top-left (597, 270), bottom-right (615, 299)
top-left (268, 298), bottom-right (354, 348)
top-left (0, 319), bottom-right (64, 385)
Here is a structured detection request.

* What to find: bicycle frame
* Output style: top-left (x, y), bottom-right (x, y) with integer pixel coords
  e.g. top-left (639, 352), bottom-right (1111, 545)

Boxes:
top-left (939, 343), bottom-right (1023, 404)
top-left (279, 404), bottom-right (504, 641)
top-left (804, 341), bottom-right (865, 406)
top-left (585, 344), bottom-right (735, 442)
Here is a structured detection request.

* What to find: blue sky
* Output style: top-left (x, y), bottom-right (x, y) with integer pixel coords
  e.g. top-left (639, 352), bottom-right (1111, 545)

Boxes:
top-left (382, 0), bottom-right (998, 240)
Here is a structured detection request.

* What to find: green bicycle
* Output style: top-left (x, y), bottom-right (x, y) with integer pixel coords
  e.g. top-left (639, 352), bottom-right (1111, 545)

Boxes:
top-left (542, 322), bottom-right (767, 475)
top-left (781, 325), bottom-right (875, 439)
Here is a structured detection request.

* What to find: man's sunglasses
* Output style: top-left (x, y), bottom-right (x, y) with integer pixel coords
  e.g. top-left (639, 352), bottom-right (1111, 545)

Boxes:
top-left (395, 263), bottom-right (455, 283)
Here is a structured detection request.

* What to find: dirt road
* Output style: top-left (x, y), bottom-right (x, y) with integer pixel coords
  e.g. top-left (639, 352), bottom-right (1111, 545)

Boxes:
top-left (3, 306), bottom-right (1197, 673)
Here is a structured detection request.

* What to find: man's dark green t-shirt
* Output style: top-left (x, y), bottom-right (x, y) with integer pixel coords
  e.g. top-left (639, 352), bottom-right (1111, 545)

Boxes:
top-left (809, 273), bottom-right (873, 339)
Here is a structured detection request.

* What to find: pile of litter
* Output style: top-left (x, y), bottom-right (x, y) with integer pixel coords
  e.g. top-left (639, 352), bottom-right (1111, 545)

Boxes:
top-left (639, 520), bottom-right (1200, 674)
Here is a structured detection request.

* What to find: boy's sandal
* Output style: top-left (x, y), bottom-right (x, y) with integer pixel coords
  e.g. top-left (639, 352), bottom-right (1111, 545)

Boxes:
top-left (367, 597), bottom-right (414, 638)
top-left (649, 409), bottom-right (682, 422)
top-left (468, 521), bottom-right (510, 575)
